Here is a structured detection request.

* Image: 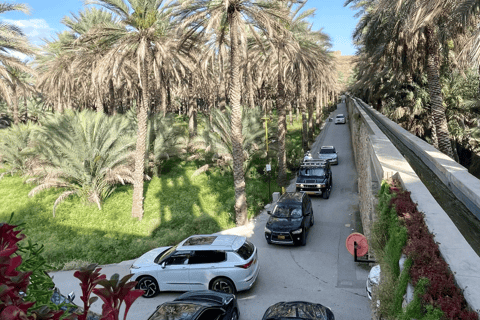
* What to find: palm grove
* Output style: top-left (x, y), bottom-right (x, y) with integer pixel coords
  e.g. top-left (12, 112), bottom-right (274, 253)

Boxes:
top-left (346, 0), bottom-right (480, 175)
top-left (0, 0), bottom-right (339, 225)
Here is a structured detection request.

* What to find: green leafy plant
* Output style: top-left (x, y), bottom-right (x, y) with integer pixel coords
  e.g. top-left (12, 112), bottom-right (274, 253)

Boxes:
top-left (29, 110), bottom-right (136, 216)
top-left (0, 122), bottom-right (38, 179)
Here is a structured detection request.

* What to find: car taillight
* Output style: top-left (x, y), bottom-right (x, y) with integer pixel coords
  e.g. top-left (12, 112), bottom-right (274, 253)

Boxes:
top-left (236, 259), bottom-right (254, 269)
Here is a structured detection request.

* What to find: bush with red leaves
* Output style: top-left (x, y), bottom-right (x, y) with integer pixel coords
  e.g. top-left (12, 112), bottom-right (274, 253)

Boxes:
top-left (389, 191), bottom-right (478, 320)
top-left (0, 223), bottom-right (144, 320)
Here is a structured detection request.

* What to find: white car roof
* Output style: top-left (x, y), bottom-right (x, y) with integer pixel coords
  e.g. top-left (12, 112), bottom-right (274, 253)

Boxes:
top-left (177, 234), bottom-right (246, 252)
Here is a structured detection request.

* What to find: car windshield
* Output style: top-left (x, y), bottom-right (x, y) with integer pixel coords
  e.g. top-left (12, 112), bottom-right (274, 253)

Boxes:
top-left (273, 204), bottom-right (302, 218)
top-left (299, 168), bottom-right (325, 177)
top-left (149, 303), bottom-right (202, 320)
top-left (320, 148), bottom-right (335, 154)
top-left (336, 115), bottom-right (344, 118)
top-left (155, 245), bottom-right (178, 264)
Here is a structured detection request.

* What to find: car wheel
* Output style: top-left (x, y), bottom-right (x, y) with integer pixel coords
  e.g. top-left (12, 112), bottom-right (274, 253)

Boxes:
top-left (300, 229), bottom-right (307, 246)
top-left (137, 276), bottom-right (159, 298)
top-left (310, 213), bottom-right (314, 226)
top-left (211, 277), bottom-right (236, 294)
top-left (231, 309), bottom-right (239, 320)
top-left (322, 189), bottom-right (330, 199)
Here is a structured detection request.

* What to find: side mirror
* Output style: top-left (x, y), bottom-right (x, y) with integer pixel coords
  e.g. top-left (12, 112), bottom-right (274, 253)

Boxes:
top-left (67, 292), bottom-right (75, 302)
top-left (161, 261), bottom-right (166, 269)
top-left (267, 210), bottom-right (272, 215)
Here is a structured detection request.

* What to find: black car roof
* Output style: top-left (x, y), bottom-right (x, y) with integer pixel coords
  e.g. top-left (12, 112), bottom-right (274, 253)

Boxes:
top-left (263, 301), bottom-right (334, 320)
top-left (175, 290), bottom-right (232, 306)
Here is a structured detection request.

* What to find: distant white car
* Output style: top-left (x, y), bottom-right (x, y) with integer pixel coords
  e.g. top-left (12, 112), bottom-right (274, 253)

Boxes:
top-left (335, 114), bottom-right (346, 124)
top-left (366, 264), bottom-right (380, 300)
top-left (318, 146), bottom-right (338, 165)
top-left (130, 234), bottom-right (259, 297)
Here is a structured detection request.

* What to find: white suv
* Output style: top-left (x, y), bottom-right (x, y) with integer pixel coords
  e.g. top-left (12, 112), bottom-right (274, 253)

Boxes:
top-left (335, 114), bottom-right (346, 124)
top-left (130, 234), bottom-right (259, 297)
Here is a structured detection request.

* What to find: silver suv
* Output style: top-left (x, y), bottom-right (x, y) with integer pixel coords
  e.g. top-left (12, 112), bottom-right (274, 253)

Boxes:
top-left (130, 234), bottom-right (259, 297)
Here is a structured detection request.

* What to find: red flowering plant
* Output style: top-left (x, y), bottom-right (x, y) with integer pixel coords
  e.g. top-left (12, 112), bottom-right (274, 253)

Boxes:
top-left (1, 223), bottom-right (144, 320)
top-left (389, 190), bottom-right (478, 319)
top-left (0, 222), bottom-right (69, 320)
top-left (73, 265), bottom-right (143, 320)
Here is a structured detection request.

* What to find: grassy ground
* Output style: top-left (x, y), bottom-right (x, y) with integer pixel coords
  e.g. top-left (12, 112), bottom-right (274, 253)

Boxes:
top-left (1, 120), bottom-right (308, 270)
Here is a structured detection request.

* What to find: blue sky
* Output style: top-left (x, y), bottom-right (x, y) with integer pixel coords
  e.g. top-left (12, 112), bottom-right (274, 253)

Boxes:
top-left (2, 0), bottom-right (359, 55)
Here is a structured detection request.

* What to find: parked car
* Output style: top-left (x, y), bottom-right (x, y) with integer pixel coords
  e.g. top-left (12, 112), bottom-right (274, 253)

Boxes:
top-left (334, 114), bottom-right (346, 124)
top-left (147, 290), bottom-right (239, 320)
top-left (261, 301), bottom-right (335, 320)
top-left (130, 234), bottom-right (259, 297)
top-left (318, 146), bottom-right (338, 165)
top-left (366, 264), bottom-right (380, 300)
top-left (264, 192), bottom-right (314, 246)
top-left (296, 160), bottom-right (332, 199)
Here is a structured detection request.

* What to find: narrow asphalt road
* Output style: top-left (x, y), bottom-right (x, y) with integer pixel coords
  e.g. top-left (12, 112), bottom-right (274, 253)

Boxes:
top-left (50, 101), bottom-right (373, 320)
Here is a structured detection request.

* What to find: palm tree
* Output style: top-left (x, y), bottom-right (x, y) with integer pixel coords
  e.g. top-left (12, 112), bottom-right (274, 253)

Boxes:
top-left (349, 0), bottom-right (456, 158)
top-left (80, 0), bottom-right (179, 220)
top-left (29, 110), bottom-right (135, 217)
top-left (176, 0), bottom-right (288, 225)
top-left (0, 2), bottom-right (35, 122)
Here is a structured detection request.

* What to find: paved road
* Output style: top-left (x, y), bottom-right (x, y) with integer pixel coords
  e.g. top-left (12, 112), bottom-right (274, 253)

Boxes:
top-left (50, 101), bottom-right (372, 320)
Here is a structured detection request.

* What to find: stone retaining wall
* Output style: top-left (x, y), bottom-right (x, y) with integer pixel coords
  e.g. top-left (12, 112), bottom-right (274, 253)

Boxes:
top-left (346, 95), bottom-right (480, 317)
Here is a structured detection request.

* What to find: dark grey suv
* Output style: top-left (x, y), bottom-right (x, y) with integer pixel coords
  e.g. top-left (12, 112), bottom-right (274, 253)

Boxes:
top-left (264, 192), bottom-right (314, 246)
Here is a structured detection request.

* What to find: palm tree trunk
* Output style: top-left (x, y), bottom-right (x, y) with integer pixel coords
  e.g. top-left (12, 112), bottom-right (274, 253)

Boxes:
top-left (229, 9), bottom-right (247, 226)
top-left (161, 76), bottom-right (167, 117)
top-left (109, 79), bottom-right (116, 115)
top-left (188, 74), bottom-right (197, 138)
top-left (246, 58), bottom-right (255, 109)
top-left (299, 67), bottom-right (308, 152)
top-left (12, 85), bottom-right (19, 125)
top-left (315, 83), bottom-right (321, 129)
top-left (219, 51), bottom-right (227, 111)
top-left (131, 43), bottom-right (151, 220)
top-left (425, 25), bottom-right (454, 158)
top-left (95, 89), bottom-right (103, 113)
top-left (276, 44), bottom-right (287, 188)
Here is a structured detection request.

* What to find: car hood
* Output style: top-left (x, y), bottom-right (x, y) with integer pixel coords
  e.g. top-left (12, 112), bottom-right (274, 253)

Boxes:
top-left (318, 154), bottom-right (337, 160)
top-left (266, 216), bottom-right (302, 232)
top-left (131, 246), bottom-right (171, 268)
top-left (296, 176), bottom-right (327, 184)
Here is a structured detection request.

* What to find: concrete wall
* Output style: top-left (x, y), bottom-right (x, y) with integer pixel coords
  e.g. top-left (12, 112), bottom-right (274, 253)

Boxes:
top-left (346, 96), bottom-right (480, 317)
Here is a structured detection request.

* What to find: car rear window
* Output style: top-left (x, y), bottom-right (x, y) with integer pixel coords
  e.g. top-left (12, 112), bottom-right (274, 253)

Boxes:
top-left (150, 303), bottom-right (202, 320)
top-left (320, 148), bottom-right (335, 154)
top-left (235, 240), bottom-right (254, 260)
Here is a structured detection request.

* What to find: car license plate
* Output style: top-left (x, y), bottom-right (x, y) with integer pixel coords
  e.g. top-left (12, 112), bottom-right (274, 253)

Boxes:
top-left (307, 192), bottom-right (315, 195)
top-left (277, 235), bottom-right (285, 240)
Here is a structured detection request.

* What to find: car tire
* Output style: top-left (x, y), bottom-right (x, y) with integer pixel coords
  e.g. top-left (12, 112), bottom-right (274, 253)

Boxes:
top-left (322, 189), bottom-right (330, 199)
top-left (137, 276), bottom-right (159, 298)
top-left (231, 309), bottom-right (239, 320)
top-left (300, 229), bottom-right (307, 246)
top-left (310, 213), bottom-right (314, 226)
top-left (211, 277), bottom-right (236, 294)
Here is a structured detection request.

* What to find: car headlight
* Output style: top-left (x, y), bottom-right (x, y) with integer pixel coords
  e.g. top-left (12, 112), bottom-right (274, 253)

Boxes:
top-left (296, 183), bottom-right (304, 188)
top-left (130, 265), bottom-right (140, 269)
top-left (291, 228), bottom-right (303, 234)
top-left (317, 184), bottom-right (325, 188)
top-left (264, 227), bottom-right (271, 233)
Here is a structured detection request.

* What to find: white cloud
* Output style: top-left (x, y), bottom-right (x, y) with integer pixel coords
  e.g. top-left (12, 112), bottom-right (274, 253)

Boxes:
top-left (2, 18), bottom-right (55, 46)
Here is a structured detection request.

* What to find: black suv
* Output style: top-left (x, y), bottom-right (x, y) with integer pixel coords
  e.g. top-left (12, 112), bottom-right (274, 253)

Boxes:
top-left (264, 192), bottom-right (314, 246)
top-left (295, 160), bottom-right (332, 199)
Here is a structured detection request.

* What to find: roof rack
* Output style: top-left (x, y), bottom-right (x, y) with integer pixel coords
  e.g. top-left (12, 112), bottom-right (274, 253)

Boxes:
top-left (301, 160), bottom-right (328, 167)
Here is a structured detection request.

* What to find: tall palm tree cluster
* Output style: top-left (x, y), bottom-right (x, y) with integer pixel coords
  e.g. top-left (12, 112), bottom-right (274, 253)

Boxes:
top-left (346, 0), bottom-right (480, 168)
top-left (0, 0), bottom-right (339, 225)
